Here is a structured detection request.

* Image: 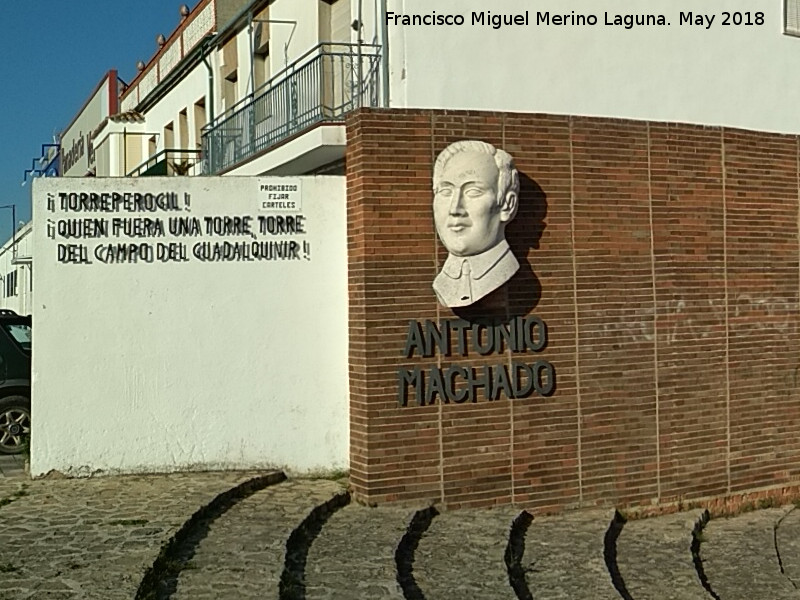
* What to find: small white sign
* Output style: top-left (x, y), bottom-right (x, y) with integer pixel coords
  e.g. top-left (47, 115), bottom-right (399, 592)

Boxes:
top-left (258, 178), bottom-right (302, 211)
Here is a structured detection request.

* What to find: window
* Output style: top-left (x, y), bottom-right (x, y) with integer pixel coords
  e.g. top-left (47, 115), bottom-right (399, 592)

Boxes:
top-left (786, 0), bottom-right (800, 35)
top-left (221, 36), bottom-right (238, 80)
top-left (5, 270), bottom-right (17, 298)
top-left (223, 72), bottom-right (238, 113)
top-left (194, 98), bottom-right (206, 149)
top-left (253, 6), bottom-right (270, 93)
top-left (254, 47), bottom-right (270, 92)
top-left (163, 122), bottom-right (175, 150)
top-left (179, 109), bottom-right (189, 151)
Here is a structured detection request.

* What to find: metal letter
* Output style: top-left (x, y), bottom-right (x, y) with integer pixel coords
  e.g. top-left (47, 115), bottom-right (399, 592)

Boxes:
top-left (403, 321), bottom-right (426, 358)
top-left (532, 360), bottom-right (555, 396)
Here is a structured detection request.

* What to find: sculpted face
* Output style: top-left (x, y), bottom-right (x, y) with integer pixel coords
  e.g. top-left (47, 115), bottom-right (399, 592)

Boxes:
top-left (433, 150), bottom-right (505, 257)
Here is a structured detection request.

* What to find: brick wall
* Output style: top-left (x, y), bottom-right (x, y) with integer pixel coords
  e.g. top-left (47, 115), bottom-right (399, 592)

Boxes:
top-left (346, 108), bottom-right (800, 512)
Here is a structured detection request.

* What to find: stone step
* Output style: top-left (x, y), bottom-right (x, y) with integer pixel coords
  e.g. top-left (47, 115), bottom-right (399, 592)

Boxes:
top-left (6, 471), bottom-right (800, 599)
top-left (411, 506), bottom-right (521, 600)
top-left (701, 507), bottom-right (796, 600)
top-left (616, 509), bottom-right (707, 600)
top-left (524, 509), bottom-right (619, 600)
top-left (172, 478), bottom-right (346, 600)
top-left (303, 503), bottom-right (412, 600)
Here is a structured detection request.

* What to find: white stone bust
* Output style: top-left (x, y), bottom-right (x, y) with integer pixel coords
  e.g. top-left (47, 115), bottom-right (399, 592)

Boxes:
top-left (432, 140), bottom-right (520, 308)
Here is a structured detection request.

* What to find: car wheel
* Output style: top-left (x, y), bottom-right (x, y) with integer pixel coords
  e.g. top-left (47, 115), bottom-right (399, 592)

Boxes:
top-left (0, 396), bottom-right (30, 455)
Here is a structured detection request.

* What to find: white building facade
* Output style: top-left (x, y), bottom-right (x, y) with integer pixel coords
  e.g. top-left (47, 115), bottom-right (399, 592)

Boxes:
top-left (95, 0), bottom-right (800, 184)
top-left (0, 223), bottom-right (33, 317)
top-left (16, 0), bottom-right (800, 187)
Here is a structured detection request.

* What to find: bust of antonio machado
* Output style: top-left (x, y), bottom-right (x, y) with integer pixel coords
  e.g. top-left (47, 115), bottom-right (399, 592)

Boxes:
top-left (432, 140), bottom-right (520, 308)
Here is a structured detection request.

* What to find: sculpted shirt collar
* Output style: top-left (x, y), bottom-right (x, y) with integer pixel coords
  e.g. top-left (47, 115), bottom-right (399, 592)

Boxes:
top-left (441, 239), bottom-right (513, 280)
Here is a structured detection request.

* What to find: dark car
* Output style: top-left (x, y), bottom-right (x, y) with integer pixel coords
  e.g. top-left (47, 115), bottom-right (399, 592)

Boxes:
top-left (0, 310), bottom-right (31, 454)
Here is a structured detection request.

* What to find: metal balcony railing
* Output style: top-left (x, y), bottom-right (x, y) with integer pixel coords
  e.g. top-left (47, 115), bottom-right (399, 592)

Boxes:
top-left (202, 42), bottom-right (381, 175)
top-left (127, 149), bottom-right (204, 177)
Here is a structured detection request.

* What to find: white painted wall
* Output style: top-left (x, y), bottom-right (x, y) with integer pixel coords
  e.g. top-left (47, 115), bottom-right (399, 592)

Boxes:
top-left (269, 0), bottom-right (323, 72)
top-left (387, 0), bottom-right (800, 134)
top-left (31, 176), bottom-right (348, 477)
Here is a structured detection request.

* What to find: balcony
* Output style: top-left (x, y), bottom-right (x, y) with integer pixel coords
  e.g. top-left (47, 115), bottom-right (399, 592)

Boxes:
top-left (202, 42), bottom-right (382, 175)
top-left (127, 149), bottom-right (203, 177)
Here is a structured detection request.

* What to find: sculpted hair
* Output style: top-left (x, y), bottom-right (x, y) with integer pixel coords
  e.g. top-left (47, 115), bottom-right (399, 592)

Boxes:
top-left (433, 140), bottom-right (520, 218)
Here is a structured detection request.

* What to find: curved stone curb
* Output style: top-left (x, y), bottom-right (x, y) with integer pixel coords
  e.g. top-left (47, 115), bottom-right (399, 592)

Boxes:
top-left (135, 471), bottom-right (286, 600)
top-left (690, 509), bottom-right (720, 600)
top-left (395, 506), bottom-right (439, 600)
top-left (279, 491), bottom-right (351, 600)
top-left (504, 510), bottom-right (534, 600)
top-left (774, 506), bottom-right (800, 590)
top-left (603, 510), bottom-right (635, 600)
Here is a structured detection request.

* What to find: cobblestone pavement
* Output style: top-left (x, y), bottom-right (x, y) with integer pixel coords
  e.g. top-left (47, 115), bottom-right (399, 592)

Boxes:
top-left (1, 465), bottom-right (800, 599)
top-left (172, 479), bottom-right (346, 600)
top-left (0, 455), bottom-right (25, 478)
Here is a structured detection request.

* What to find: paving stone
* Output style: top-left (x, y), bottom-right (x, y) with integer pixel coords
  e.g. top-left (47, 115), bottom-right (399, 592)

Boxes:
top-left (0, 454), bottom-right (25, 478)
top-left (412, 506), bottom-right (520, 600)
top-left (172, 479), bottom-right (346, 600)
top-left (701, 507), bottom-right (796, 600)
top-left (524, 509), bottom-right (619, 600)
top-left (616, 510), bottom-right (707, 600)
top-left (304, 503), bottom-right (412, 600)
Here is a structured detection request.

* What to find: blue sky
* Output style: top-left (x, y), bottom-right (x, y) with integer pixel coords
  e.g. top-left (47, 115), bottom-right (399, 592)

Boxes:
top-left (0, 2), bottom-right (191, 244)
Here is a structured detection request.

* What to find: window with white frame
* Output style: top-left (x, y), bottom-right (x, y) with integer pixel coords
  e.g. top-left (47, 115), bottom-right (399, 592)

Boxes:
top-left (5, 270), bottom-right (17, 298)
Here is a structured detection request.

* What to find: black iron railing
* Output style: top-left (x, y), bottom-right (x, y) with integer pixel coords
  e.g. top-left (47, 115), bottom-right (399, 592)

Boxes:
top-left (202, 42), bottom-right (381, 174)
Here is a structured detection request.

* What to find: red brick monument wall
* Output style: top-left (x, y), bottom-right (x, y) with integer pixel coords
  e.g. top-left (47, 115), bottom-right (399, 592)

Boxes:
top-left (346, 108), bottom-right (800, 512)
